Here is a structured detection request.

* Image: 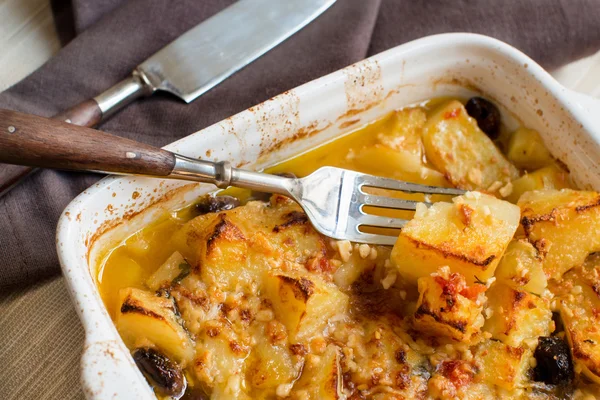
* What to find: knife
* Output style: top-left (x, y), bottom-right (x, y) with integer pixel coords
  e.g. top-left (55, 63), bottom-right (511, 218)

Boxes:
top-left (0, 0), bottom-right (336, 198)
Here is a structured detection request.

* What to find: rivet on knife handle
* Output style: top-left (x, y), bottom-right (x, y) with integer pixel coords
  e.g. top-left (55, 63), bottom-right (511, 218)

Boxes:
top-left (0, 73), bottom-right (155, 198)
top-left (0, 109), bottom-right (175, 177)
top-left (0, 102), bottom-right (106, 198)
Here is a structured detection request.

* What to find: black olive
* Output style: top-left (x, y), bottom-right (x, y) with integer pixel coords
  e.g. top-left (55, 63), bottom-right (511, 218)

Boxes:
top-left (465, 97), bottom-right (501, 139)
top-left (133, 347), bottom-right (186, 397)
top-left (552, 311), bottom-right (565, 334)
top-left (533, 336), bottom-right (574, 386)
top-left (195, 195), bottom-right (240, 214)
top-left (275, 172), bottom-right (297, 179)
top-left (180, 386), bottom-right (210, 400)
top-left (247, 192), bottom-right (271, 202)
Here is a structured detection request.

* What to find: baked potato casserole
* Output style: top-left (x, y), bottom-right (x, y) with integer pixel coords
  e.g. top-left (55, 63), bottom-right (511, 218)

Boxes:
top-left (97, 98), bottom-right (600, 399)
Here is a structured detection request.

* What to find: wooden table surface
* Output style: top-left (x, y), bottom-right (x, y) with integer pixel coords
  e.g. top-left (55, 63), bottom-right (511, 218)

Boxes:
top-left (0, 0), bottom-right (61, 91)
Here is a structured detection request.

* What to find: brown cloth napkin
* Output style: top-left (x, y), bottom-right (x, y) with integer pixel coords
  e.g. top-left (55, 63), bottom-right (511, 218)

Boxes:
top-left (1, 0), bottom-right (600, 291)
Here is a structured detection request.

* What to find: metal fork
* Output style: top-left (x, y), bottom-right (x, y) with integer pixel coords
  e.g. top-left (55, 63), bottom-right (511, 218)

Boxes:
top-left (0, 109), bottom-right (465, 245)
top-left (176, 162), bottom-right (465, 245)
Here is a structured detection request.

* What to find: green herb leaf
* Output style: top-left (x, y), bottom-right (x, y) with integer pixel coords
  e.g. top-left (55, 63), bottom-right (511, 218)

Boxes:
top-left (172, 262), bottom-right (191, 284)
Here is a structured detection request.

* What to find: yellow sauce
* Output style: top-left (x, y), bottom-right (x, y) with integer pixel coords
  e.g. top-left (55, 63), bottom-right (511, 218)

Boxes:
top-left (98, 107), bottom-right (427, 315)
top-left (98, 99), bottom-right (461, 324)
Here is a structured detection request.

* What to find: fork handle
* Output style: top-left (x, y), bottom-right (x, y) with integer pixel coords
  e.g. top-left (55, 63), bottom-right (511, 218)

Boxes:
top-left (0, 101), bottom-right (105, 195)
top-left (0, 75), bottom-right (153, 198)
top-left (0, 109), bottom-right (175, 176)
top-left (0, 109), bottom-right (294, 196)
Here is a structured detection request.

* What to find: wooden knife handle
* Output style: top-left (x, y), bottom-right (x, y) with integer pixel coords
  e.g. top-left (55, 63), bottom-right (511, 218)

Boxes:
top-left (0, 75), bottom-right (150, 198)
top-left (0, 109), bottom-right (175, 176)
top-left (0, 100), bottom-right (103, 197)
top-left (54, 98), bottom-right (103, 127)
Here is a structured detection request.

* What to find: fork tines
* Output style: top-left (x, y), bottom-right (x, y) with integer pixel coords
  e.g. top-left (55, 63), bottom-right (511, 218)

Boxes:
top-left (358, 174), bottom-right (466, 196)
top-left (352, 174), bottom-right (466, 241)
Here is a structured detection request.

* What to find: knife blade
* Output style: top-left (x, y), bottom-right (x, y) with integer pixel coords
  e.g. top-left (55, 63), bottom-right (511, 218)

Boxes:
top-left (0, 0), bottom-right (336, 198)
top-left (138, 0), bottom-right (336, 103)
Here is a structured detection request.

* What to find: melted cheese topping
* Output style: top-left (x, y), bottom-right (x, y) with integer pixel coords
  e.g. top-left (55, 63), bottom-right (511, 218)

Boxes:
top-left (97, 100), bottom-right (600, 399)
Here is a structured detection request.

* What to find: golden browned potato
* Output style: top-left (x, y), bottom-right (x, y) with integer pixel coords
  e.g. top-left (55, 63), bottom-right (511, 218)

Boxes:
top-left (413, 268), bottom-right (486, 342)
top-left (474, 340), bottom-right (532, 391)
top-left (352, 145), bottom-right (450, 187)
top-left (332, 242), bottom-right (391, 289)
top-left (507, 164), bottom-right (571, 203)
top-left (426, 359), bottom-right (495, 399)
top-left (171, 197), bottom-right (330, 290)
top-left (116, 287), bottom-right (194, 363)
top-left (518, 189), bottom-right (600, 279)
top-left (339, 316), bottom-right (429, 397)
top-left (265, 195), bottom-right (331, 272)
top-left (246, 340), bottom-right (297, 390)
top-left (264, 272), bottom-right (348, 341)
top-left (422, 100), bottom-right (519, 190)
top-left (352, 108), bottom-right (449, 187)
top-left (193, 319), bottom-right (251, 398)
top-left (146, 251), bottom-right (189, 291)
top-left (192, 212), bottom-right (252, 289)
top-left (292, 344), bottom-right (341, 399)
top-left (506, 127), bottom-right (554, 171)
top-left (376, 107), bottom-right (427, 172)
top-left (483, 283), bottom-right (552, 347)
top-left (494, 239), bottom-right (547, 295)
top-left (391, 192), bottom-right (520, 285)
top-left (552, 256), bottom-right (600, 384)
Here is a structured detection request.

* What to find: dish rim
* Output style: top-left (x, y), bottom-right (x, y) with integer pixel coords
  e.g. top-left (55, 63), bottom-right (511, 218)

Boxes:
top-left (56, 32), bottom-right (600, 399)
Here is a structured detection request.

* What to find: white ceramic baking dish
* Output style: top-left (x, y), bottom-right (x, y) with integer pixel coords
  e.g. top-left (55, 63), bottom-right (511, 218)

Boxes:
top-left (56, 33), bottom-right (600, 398)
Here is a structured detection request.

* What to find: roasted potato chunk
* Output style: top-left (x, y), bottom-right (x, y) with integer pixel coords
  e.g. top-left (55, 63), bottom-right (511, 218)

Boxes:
top-left (171, 210), bottom-right (222, 264)
top-left (427, 359), bottom-right (493, 399)
top-left (116, 288), bottom-right (194, 363)
top-left (552, 257), bottom-right (600, 384)
top-left (353, 145), bottom-right (449, 187)
top-left (413, 269), bottom-right (486, 342)
top-left (193, 319), bottom-right (250, 392)
top-left (292, 345), bottom-right (342, 399)
top-left (267, 196), bottom-right (331, 272)
top-left (172, 198), bottom-right (329, 289)
top-left (422, 100), bottom-right (519, 190)
top-left (507, 164), bottom-right (571, 203)
top-left (193, 212), bottom-right (251, 289)
top-left (264, 272), bottom-right (348, 341)
top-left (344, 316), bottom-right (429, 396)
top-left (247, 341), bottom-right (297, 390)
top-left (494, 239), bottom-right (547, 296)
top-left (519, 189), bottom-right (600, 279)
top-left (146, 251), bottom-right (190, 291)
top-left (352, 108), bottom-right (449, 187)
top-left (391, 192), bottom-right (520, 285)
top-left (506, 127), bottom-right (553, 171)
top-left (474, 340), bottom-right (532, 391)
top-left (483, 283), bottom-right (552, 347)
top-left (376, 107), bottom-right (427, 171)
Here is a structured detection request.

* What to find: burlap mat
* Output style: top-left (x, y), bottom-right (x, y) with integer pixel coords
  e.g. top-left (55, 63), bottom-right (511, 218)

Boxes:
top-left (0, 276), bottom-right (84, 399)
